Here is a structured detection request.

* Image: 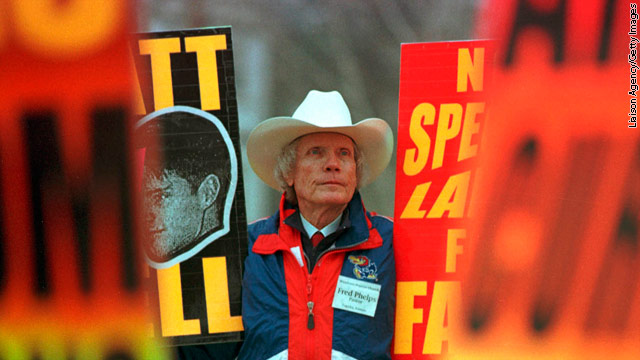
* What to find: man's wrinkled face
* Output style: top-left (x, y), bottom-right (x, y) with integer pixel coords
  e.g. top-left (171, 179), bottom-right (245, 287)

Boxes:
top-left (287, 132), bottom-right (357, 209)
top-left (142, 169), bottom-right (203, 260)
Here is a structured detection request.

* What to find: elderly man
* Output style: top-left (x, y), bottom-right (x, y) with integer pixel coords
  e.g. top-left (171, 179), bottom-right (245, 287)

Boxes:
top-left (240, 90), bottom-right (395, 359)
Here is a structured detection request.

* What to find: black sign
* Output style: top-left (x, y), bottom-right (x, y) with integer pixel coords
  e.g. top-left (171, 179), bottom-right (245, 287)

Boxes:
top-left (132, 26), bottom-right (246, 346)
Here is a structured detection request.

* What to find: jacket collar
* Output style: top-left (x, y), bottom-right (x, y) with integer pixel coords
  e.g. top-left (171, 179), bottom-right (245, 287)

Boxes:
top-left (283, 208), bottom-right (351, 239)
top-left (252, 191), bottom-right (382, 255)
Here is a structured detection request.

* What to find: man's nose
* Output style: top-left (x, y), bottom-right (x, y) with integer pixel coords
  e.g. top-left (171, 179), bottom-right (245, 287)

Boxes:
top-left (144, 202), bottom-right (163, 226)
top-left (324, 152), bottom-right (341, 172)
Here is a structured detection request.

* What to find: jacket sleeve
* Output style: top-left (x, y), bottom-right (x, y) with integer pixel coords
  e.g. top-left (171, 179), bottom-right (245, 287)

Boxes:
top-left (238, 218), bottom-right (290, 360)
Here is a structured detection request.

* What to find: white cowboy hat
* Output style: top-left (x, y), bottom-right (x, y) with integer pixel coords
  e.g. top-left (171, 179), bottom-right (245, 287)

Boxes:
top-left (246, 90), bottom-right (394, 191)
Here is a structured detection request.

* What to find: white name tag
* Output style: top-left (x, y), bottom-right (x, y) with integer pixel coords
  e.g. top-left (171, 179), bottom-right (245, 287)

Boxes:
top-left (332, 275), bottom-right (381, 317)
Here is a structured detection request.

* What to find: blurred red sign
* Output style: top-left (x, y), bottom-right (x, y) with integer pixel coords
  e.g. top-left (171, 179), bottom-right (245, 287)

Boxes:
top-left (456, 0), bottom-right (640, 359)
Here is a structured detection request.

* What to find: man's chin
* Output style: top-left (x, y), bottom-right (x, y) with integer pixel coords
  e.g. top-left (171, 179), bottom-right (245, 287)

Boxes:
top-left (145, 236), bottom-right (200, 265)
top-left (144, 237), bottom-right (173, 263)
top-left (313, 192), bottom-right (353, 206)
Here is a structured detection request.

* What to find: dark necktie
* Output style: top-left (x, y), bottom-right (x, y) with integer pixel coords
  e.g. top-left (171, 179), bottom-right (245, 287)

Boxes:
top-left (311, 231), bottom-right (324, 247)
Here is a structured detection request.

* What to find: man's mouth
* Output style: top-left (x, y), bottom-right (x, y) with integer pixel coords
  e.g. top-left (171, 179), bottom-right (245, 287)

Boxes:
top-left (321, 180), bottom-right (343, 185)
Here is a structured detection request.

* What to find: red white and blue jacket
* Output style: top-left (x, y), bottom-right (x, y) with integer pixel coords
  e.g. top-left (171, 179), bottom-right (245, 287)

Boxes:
top-left (238, 192), bottom-right (395, 360)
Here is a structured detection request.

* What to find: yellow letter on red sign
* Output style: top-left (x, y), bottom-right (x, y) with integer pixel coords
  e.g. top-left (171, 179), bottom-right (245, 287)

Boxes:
top-left (394, 281), bottom-right (427, 354)
top-left (432, 103), bottom-right (463, 170)
top-left (458, 102), bottom-right (485, 162)
top-left (400, 182), bottom-right (431, 219)
top-left (457, 48), bottom-right (484, 92)
top-left (403, 103), bottom-right (435, 176)
top-left (427, 171), bottom-right (470, 218)
top-left (423, 281), bottom-right (461, 354)
top-left (446, 229), bottom-right (465, 273)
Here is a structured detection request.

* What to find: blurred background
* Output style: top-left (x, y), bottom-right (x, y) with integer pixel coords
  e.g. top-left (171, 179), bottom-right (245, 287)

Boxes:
top-left (137, 0), bottom-right (478, 220)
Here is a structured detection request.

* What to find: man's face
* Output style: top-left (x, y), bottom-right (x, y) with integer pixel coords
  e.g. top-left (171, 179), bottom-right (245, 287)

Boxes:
top-left (288, 132), bottom-right (357, 209)
top-left (142, 169), bottom-right (203, 260)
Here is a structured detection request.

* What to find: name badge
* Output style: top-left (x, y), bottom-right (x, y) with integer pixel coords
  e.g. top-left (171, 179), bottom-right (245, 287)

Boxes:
top-left (332, 275), bottom-right (381, 317)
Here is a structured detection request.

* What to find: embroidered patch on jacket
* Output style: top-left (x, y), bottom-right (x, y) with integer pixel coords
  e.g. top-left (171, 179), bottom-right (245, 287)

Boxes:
top-left (348, 255), bottom-right (378, 281)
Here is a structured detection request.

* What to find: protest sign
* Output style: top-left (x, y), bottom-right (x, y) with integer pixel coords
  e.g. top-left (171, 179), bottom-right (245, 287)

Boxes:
top-left (456, 0), bottom-right (639, 358)
top-left (0, 0), bottom-right (164, 357)
top-left (393, 40), bottom-right (493, 358)
top-left (132, 27), bottom-right (247, 346)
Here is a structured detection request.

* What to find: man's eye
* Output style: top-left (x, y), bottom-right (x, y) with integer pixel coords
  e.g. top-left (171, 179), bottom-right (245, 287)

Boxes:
top-left (310, 148), bottom-right (320, 155)
top-left (340, 150), bottom-right (349, 156)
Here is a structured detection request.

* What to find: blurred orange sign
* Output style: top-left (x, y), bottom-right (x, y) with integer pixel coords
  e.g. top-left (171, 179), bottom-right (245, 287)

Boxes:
top-left (457, 0), bottom-right (640, 359)
top-left (0, 0), bottom-right (163, 358)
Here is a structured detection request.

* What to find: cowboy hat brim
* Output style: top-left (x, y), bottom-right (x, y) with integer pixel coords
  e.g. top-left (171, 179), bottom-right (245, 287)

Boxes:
top-left (246, 116), bottom-right (394, 191)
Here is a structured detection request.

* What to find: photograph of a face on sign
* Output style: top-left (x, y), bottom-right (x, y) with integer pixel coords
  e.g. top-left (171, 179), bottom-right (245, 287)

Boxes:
top-left (132, 26), bottom-right (245, 346)
top-left (137, 106), bottom-right (237, 269)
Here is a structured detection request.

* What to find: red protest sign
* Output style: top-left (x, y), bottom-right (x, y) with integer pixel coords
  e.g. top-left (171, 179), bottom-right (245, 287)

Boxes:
top-left (393, 40), bottom-right (493, 358)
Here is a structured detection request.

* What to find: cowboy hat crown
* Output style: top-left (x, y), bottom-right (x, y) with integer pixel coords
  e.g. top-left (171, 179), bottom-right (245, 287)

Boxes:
top-left (291, 90), bottom-right (353, 127)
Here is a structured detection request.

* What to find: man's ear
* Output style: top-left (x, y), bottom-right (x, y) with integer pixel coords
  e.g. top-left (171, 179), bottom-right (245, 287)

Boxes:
top-left (197, 174), bottom-right (220, 209)
top-left (285, 173), bottom-right (294, 187)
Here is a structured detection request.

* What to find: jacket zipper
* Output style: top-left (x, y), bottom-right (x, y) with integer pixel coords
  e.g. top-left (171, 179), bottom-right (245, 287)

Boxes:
top-left (303, 236), bottom-right (369, 327)
top-left (306, 272), bottom-right (314, 330)
top-left (306, 271), bottom-right (314, 359)
top-left (301, 236), bottom-right (370, 358)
